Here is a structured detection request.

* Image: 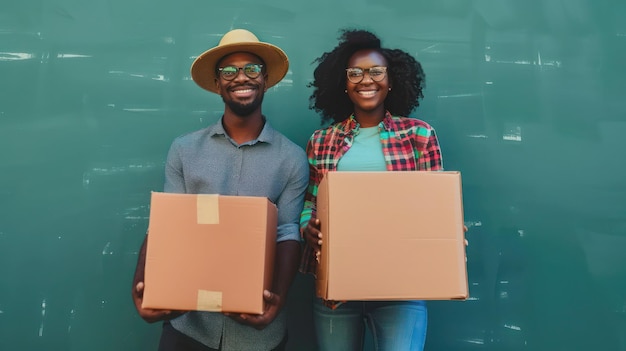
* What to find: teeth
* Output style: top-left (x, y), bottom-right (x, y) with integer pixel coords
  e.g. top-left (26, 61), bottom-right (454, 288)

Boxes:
top-left (359, 91), bottom-right (376, 96)
top-left (234, 89), bottom-right (253, 94)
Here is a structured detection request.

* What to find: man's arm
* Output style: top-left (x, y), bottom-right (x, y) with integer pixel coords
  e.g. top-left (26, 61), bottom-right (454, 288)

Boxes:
top-left (131, 138), bottom-right (189, 323)
top-left (227, 146), bottom-right (309, 329)
top-left (131, 234), bottom-right (185, 323)
top-left (227, 239), bottom-right (301, 329)
top-left (271, 240), bottom-right (301, 299)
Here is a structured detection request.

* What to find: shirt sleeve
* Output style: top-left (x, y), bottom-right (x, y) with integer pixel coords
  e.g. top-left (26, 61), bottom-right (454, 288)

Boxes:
top-left (299, 136), bottom-right (322, 275)
top-left (299, 137), bottom-right (320, 231)
top-left (420, 126), bottom-right (444, 171)
top-left (275, 148), bottom-right (309, 243)
top-left (163, 140), bottom-right (186, 193)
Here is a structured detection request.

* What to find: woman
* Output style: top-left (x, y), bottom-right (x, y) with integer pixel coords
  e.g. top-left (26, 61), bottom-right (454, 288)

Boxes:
top-left (300, 29), bottom-right (443, 351)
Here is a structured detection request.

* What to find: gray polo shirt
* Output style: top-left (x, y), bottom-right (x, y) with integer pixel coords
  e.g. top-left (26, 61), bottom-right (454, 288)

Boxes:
top-left (165, 118), bottom-right (308, 350)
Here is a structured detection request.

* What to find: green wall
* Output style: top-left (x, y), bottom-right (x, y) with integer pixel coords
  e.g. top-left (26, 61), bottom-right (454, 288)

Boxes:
top-left (1, 0), bottom-right (625, 350)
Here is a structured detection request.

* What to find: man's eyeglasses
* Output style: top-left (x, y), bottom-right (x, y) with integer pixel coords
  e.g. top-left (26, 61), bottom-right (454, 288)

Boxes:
top-left (218, 63), bottom-right (264, 81)
top-left (345, 66), bottom-right (387, 84)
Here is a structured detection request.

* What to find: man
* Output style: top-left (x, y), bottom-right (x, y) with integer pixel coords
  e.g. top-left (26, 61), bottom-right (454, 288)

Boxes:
top-left (131, 29), bottom-right (309, 351)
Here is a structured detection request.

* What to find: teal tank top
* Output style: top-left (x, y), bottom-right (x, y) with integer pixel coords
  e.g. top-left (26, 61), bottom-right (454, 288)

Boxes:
top-left (337, 126), bottom-right (386, 171)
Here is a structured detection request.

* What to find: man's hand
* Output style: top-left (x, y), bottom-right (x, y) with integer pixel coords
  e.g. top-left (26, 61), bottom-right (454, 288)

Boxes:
top-left (302, 218), bottom-right (322, 262)
top-left (224, 289), bottom-right (282, 330)
top-left (132, 281), bottom-right (185, 323)
top-left (226, 239), bottom-right (300, 329)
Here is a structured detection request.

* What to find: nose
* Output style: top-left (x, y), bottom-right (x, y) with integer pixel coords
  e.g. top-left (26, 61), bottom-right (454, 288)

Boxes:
top-left (232, 68), bottom-right (249, 81)
top-left (360, 71), bottom-right (375, 83)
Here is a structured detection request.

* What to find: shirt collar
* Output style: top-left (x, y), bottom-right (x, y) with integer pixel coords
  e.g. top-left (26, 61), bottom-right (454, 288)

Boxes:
top-left (207, 116), bottom-right (275, 144)
top-left (340, 111), bottom-right (395, 133)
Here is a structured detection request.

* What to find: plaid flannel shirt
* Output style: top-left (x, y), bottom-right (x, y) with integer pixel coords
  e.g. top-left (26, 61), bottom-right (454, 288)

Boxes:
top-left (299, 112), bottom-right (444, 277)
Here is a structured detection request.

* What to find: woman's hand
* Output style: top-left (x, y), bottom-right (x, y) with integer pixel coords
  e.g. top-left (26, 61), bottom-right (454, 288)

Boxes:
top-left (302, 217), bottom-right (323, 262)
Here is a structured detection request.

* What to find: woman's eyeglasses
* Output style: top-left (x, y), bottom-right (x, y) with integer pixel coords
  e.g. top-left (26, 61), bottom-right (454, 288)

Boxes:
top-left (218, 63), bottom-right (264, 80)
top-left (345, 66), bottom-right (387, 84)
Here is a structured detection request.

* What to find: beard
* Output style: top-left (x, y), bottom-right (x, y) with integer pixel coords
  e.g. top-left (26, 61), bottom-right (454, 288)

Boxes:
top-left (222, 91), bottom-right (265, 116)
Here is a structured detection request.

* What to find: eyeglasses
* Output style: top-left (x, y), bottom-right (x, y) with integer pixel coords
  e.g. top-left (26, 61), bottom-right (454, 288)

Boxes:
top-left (218, 63), bottom-right (264, 80)
top-left (345, 66), bottom-right (387, 83)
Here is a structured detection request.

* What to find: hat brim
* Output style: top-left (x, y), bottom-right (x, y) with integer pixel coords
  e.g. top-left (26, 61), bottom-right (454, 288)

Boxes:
top-left (190, 42), bottom-right (289, 94)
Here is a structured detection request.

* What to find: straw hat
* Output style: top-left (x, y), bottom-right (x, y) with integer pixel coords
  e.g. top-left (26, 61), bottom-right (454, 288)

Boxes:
top-left (190, 29), bottom-right (289, 94)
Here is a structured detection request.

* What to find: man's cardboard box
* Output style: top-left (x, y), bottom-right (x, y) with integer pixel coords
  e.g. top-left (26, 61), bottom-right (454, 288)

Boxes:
top-left (316, 171), bottom-right (468, 301)
top-left (142, 192), bottom-right (276, 314)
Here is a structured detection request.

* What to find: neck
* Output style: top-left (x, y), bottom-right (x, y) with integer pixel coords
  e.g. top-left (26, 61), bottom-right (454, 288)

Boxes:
top-left (353, 107), bottom-right (385, 128)
top-left (222, 110), bottom-right (265, 144)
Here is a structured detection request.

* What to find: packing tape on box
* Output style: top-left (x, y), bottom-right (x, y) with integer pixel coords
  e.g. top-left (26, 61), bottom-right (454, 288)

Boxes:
top-left (196, 194), bottom-right (219, 224)
top-left (197, 290), bottom-right (223, 311)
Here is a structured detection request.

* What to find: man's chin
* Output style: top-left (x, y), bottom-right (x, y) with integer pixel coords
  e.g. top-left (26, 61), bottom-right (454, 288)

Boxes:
top-left (229, 104), bottom-right (257, 116)
top-left (224, 98), bottom-right (263, 117)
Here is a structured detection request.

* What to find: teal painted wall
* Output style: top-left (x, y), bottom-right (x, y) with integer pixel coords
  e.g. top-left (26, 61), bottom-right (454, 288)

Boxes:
top-left (1, 0), bottom-right (625, 350)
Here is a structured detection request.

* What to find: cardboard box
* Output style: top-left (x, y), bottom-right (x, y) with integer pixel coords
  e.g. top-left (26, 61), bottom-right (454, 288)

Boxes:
top-left (142, 192), bottom-right (277, 314)
top-left (316, 171), bottom-right (468, 301)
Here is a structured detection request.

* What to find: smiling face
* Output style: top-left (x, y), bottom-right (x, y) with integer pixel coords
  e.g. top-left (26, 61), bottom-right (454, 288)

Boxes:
top-left (215, 52), bottom-right (267, 117)
top-left (346, 49), bottom-right (390, 119)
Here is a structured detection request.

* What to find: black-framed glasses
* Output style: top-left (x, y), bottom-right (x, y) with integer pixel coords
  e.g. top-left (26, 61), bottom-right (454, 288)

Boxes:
top-left (345, 66), bottom-right (387, 83)
top-left (218, 63), bottom-right (264, 80)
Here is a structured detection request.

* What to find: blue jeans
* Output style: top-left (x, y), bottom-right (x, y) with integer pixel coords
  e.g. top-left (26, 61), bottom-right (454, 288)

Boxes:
top-left (313, 299), bottom-right (427, 351)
